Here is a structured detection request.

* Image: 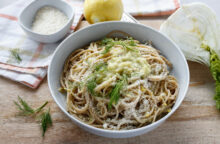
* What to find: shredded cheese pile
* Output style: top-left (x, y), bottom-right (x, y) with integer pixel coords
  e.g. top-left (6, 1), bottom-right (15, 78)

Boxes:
top-left (32, 6), bottom-right (68, 35)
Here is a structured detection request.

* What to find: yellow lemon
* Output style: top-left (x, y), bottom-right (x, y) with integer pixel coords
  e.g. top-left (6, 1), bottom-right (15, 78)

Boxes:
top-left (84, 0), bottom-right (123, 24)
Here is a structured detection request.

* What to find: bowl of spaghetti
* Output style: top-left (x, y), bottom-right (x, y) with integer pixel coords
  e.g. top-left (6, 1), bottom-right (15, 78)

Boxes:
top-left (48, 22), bottom-right (189, 138)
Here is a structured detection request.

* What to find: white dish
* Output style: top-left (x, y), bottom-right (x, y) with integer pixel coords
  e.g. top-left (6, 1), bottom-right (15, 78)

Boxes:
top-left (18, 0), bottom-right (74, 43)
top-left (48, 22), bottom-right (189, 138)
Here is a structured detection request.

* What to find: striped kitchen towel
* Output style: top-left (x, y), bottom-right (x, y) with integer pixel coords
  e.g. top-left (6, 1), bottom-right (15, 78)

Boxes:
top-left (70, 0), bottom-right (180, 17)
top-left (0, 0), bottom-right (83, 88)
top-left (123, 0), bottom-right (180, 16)
top-left (0, 0), bottom-right (179, 89)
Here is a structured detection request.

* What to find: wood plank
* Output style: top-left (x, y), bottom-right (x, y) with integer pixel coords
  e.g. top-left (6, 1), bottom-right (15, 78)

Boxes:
top-left (0, 20), bottom-right (219, 144)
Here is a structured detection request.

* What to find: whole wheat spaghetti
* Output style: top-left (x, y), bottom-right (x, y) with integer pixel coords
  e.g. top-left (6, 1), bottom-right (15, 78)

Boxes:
top-left (60, 37), bottom-right (178, 130)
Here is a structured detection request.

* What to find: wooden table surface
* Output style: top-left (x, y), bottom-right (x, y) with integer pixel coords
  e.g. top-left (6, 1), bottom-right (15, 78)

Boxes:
top-left (0, 20), bottom-right (220, 144)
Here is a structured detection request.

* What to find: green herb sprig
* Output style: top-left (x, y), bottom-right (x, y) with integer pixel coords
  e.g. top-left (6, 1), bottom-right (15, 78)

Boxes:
top-left (86, 62), bottom-right (108, 96)
top-left (108, 75), bottom-right (127, 109)
top-left (94, 62), bottom-right (107, 72)
top-left (101, 38), bottom-right (114, 54)
top-left (101, 37), bottom-right (138, 54)
top-left (14, 96), bottom-right (35, 116)
top-left (8, 48), bottom-right (22, 64)
top-left (40, 108), bottom-right (52, 136)
top-left (14, 96), bottom-right (52, 137)
top-left (87, 74), bottom-right (97, 95)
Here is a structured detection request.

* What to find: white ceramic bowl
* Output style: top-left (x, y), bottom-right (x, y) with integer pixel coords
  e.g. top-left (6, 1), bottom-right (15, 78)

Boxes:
top-left (48, 22), bottom-right (189, 138)
top-left (18, 0), bottom-right (74, 43)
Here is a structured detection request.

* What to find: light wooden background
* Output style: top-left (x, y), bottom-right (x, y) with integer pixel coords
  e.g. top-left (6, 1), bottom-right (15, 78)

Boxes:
top-left (0, 20), bottom-right (220, 144)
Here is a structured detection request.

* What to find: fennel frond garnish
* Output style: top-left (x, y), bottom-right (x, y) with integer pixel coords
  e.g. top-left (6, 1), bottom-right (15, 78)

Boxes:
top-left (14, 96), bottom-right (52, 137)
top-left (108, 75), bottom-right (127, 109)
top-left (101, 37), bottom-right (138, 54)
top-left (8, 48), bottom-right (22, 64)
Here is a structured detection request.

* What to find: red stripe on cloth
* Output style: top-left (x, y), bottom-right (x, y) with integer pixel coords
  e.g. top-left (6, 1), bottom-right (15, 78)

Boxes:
top-left (173, 0), bottom-right (180, 9)
top-left (0, 14), bottom-right (17, 21)
top-left (28, 43), bottom-right (44, 67)
top-left (34, 67), bottom-right (40, 73)
top-left (20, 75), bottom-right (43, 89)
top-left (36, 75), bottom-right (43, 81)
top-left (133, 9), bottom-right (177, 17)
top-left (0, 62), bottom-right (37, 73)
top-left (21, 80), bottom-right (40, 89)
top-left (0, 63), bottom-right (45, 78)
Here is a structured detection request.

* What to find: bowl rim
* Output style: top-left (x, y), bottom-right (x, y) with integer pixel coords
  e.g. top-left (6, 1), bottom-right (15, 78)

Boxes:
top-left (18, 0), bottom-right (74, 36)
top-left (48, 21), bottom-right (190, 134)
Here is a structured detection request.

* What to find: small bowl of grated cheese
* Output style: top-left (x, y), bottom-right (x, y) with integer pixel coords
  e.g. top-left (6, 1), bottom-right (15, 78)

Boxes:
top-left (18, 0), bottom-right (74, 43)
